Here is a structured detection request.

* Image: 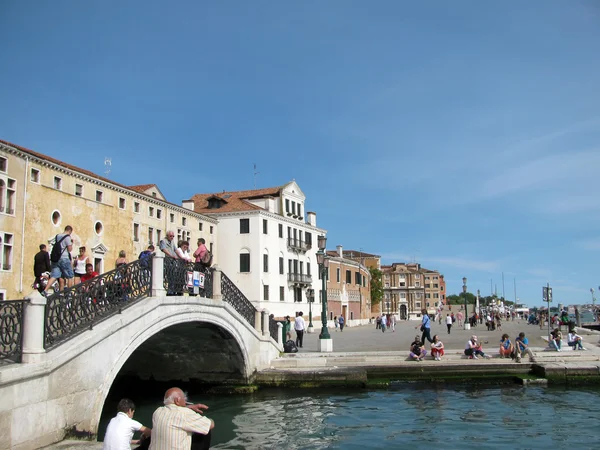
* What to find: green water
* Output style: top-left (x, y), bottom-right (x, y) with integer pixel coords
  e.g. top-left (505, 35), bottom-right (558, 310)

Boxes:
top-left (99, 385), bottom-right (600, 449)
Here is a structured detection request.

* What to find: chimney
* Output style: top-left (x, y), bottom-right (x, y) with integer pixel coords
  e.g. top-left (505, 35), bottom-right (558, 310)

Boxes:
top-left (337, 245), bottom-right (343, 258)
top-left (307, 211), bottom-right (316, 227)
top-left (182, 200), bottom-right (195, 211)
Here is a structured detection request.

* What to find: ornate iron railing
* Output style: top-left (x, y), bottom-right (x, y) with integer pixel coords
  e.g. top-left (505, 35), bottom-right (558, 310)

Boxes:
top-left (44, 258), bottom-right (152, 349)
top-left (163, 259), bottom-right (213, 297)
top-left (221, 272), bottom-right (256, 328)
top-left (0, 300), bottom-right (26, 363)
top-left (268, 316), bottom-right (279, 341)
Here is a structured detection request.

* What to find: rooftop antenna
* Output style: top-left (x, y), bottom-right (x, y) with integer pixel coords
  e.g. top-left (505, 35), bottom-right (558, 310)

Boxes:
top-left (253, 163), bottom-right (259, 189)
top-left (104, 158), bottom-right (112, 176)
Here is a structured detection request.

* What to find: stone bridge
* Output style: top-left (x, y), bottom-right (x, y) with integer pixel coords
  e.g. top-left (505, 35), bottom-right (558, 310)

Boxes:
top-left (0, 254), bottom-right (282, 450)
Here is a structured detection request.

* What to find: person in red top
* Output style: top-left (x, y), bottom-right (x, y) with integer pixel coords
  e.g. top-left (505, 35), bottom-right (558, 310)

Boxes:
top-left (193, 238), bottom-right (208, 268)
top-left (80, 263), bottom-right (99, 283)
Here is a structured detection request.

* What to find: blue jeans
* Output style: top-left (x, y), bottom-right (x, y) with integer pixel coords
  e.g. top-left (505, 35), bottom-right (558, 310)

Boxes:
top-left (50, 258), bottom-right (74, 279)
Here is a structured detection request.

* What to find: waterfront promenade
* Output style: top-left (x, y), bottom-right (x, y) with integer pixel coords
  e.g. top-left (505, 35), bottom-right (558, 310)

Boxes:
top-left (299, 317), bottom-right (593, 353)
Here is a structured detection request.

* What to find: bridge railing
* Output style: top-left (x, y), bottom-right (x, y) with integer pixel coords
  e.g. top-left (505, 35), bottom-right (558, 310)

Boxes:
top-left (0, 299), bottom-right (27, 364)
top-left (220, 272), bottom-right (256, 328)
top-left (44, 258), bottom-right (152, 350)
top-left (163, 259), bottom-right (213, 298)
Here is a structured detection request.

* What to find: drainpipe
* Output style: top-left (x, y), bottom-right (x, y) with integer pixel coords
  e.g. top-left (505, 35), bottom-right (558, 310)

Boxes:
top-left (19, 156), bottom-right (29, 293)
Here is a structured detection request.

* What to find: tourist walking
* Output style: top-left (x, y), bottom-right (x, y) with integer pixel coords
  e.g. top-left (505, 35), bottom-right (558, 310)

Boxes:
top-left (381, 314), bottom-right (387, 332)
top-left (334, 315), bottom-right (339, 332)
top-left (44, 225), bottom-right (75, 294)
top-left (390, 314), bottom-right (396, 332)
top-left (339, 315), bottom-right (345, 331)
top-left (456, 310), bottom-right (464, 327)
top-left (115, 250), bottom-right (129, 268)
top-left (446, 314), bottom-right (453, 334)
top-left (376, 315), bottom-right (381, 329)
top-left (430, 335), bottom-right (445, 361)
top-left (294, 312), bottom-right (306, 348)
top-left (415, 309), bottom-right (434, 343)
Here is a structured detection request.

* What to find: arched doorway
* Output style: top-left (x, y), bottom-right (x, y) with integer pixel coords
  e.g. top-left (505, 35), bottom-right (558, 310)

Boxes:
top-left (400, 304), bottom-right (407, 320)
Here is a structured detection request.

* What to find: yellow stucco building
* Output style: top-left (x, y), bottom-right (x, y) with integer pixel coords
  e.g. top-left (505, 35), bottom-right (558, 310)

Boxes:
top-left (0, 140), bottom-right (218, 300)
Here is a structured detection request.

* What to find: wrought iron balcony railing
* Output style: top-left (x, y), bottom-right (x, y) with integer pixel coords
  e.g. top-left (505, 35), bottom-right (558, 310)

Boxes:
top-left (287, 238), bottom-right (311, 252)
top-left (287, 273), bottom-right (312, 284)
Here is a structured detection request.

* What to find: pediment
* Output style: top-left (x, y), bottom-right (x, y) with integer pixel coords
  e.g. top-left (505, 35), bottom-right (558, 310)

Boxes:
top-left (92, 243), bottom-right (109, 255)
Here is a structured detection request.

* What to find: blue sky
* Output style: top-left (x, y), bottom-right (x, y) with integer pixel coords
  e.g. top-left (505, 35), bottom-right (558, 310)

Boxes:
top-left (1, 1), bottom-right (599, 306)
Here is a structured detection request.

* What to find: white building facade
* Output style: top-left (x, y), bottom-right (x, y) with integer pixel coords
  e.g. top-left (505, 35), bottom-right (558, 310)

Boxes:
top-left (185, 181), bottom-right (327, 318)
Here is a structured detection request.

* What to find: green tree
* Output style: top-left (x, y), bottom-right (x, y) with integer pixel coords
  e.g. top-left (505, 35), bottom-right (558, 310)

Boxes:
top-left (369, 267), bottom-right (383, 306)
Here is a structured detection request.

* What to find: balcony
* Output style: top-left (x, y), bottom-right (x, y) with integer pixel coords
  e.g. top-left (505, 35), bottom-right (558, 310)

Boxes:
top-left (287, 273), bottom-right (312, 285)
top-left (287, 238), bottom-right (311, 252)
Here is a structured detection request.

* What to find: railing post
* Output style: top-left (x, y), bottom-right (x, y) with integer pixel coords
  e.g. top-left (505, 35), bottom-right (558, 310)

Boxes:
top-left (255, 309), bottom-right (262, 333)
top-left (277, 322), bottom-right (283, 344)
top-left (151, 251), bottom-right (167, 297)
top-left (211, 266), bottom-right (222, 301)
top-left (262, 310), bottom-right (270, 337)
top-left (22, 291), bottom-right (47, 363)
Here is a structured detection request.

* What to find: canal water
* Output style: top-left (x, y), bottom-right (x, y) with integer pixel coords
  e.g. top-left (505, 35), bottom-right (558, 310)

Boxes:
top-left (99, 385), bottom-right (600, 449)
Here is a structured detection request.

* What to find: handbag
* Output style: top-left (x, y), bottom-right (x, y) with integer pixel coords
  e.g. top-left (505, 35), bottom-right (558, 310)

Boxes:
top-left (420, 325), bottom-right (424, 332)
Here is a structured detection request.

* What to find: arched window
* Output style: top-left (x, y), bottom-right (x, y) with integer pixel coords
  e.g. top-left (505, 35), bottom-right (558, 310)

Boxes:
top-left (239, 248), bottom-right (250, 273)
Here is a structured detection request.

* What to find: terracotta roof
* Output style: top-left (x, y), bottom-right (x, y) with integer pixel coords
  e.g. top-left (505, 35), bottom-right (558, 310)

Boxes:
top-left (129, 184), bottom-right (157, 193)
top-left (187, 186), bottom-right (284, 214)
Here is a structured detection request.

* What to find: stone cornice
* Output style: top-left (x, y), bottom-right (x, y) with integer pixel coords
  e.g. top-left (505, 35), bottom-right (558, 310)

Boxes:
top-left (202, 209), bottom-right (326, 233)
top-left (1, 143), bottom-right (218, 224)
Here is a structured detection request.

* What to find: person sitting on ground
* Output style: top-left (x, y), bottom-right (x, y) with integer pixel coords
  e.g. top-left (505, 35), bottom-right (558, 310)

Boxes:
top-left (430, 335), bottom-right (444, 361)
top-left (410, 336), bottom-right (427, 361)
top-left (464, 335), bottom-right (491, 359)
top-left (499, 333), bottom-right (513, 358)
top-left (103, 398), bottom-right (151, 450)
top-left (80, 263), bottom-right (99, 283)
top-left (515, 332), bottom-right (534, 362)
top-left (567, 329), bottom-right (585, 350)
top-left (550, 328), bottom-right (563, 351)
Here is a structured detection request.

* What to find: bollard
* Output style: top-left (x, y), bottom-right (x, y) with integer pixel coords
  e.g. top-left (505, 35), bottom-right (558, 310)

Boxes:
top-left (277, 322), bottom-right (283, 345)
top-left (262, 310), bottom-right (270, 337)
top-left (211, 266), bottom-right (222, 301)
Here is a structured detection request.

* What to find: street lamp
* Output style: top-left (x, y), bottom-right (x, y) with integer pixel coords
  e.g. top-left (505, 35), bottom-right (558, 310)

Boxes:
top-left (306, 288), bottom-right (315, 333)
top-left (316, 235), bottom-right (332, 351)
top-left (462, 277), bottom-right (468, 329)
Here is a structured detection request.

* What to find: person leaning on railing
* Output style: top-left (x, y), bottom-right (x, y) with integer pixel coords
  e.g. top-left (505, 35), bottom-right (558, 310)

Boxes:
top-left (159, 231), bottom-right (179, 296)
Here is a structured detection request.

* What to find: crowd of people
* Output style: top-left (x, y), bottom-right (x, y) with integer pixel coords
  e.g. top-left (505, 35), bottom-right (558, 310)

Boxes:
top-left (33, 225), bottom-right (140, 296)
top-left (33, 225), bottom-right (214, 297)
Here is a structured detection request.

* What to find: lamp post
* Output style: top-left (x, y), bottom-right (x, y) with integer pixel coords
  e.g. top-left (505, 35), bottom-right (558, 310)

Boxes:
top-left (307, 288), bottom-right (314, 333)
top-left (463, 277), bottom-right (469, 330)
top-left (316, 235), bottom-right (332, 351)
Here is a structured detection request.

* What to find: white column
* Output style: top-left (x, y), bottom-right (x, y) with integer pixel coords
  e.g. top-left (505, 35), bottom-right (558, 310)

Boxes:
top-left (277, 322), bottom-right (283, 344)
top-left (262, 309), bottom-right (270, 337)
top-left (22, 291), bottom-right (47, 363)
top-left (211, 266), bottom-right (222, 301)
top-left (151, 251), bottom-right (166, 297)
top-left (254, 310), bottom-right (262, 333)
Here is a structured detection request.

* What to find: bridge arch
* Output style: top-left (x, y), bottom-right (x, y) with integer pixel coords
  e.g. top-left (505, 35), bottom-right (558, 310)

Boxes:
top-left (90, 302), bottom-right (255, 432)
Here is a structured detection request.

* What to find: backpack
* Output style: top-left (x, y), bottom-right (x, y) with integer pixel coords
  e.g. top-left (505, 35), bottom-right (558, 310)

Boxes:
top-left (283, 340), bottom-right (298, 353)
top-left (50, 234), bottom-right (69, 263)
top-left (201, 250), bottom-right (213, 267)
